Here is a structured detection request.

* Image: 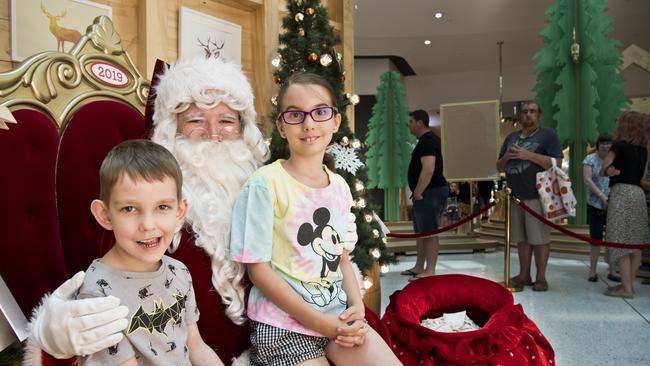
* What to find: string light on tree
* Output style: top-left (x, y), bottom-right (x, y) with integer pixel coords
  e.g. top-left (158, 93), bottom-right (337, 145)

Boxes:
top-left (355, 198), bottom-right (366, 208)
top-left (308, 52), bottom-right (318, 62)
top-left (295, 12), bottom-right (304, 22)
top-left (305, 7), bottom-right (315, 16)
top-left (354, 180), bottom-right (364, 192)
top-left (271, 96), bottom-right (278, 106)
top-left (372, 229), bottom-right (380, 238)
top-left (336, 52), bottom-right (343, 62)
top-left (364, 214), bottom-right (373, 223)
top-left (320, 53), bottom-right (333, 67)
top-left (370, 248), bottom-right (381, 259)
top-left (271, 55), bottom-right (282, 68)
top-left (345, 93), bottom-right (360, 106)
top-left (351, 139), bottom-right (361, 149)
top-left (363, 277), bottom-right (373, 290)
top-left (381, 265), bottom-right (390, 274)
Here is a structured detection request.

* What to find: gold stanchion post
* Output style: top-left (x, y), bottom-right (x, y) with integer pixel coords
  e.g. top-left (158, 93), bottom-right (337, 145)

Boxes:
top-left (503, 188), bottom-right (523, 292)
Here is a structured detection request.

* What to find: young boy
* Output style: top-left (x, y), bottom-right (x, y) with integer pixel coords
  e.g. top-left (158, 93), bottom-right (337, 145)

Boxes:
top-left (77, 140), bottom-right (223, 366)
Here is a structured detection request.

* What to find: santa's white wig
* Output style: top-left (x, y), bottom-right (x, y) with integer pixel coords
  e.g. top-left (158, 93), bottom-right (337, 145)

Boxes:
top-left (151, 58), bottom-right (269, 324)
top-left (151, 57), bottom-right (269, 162)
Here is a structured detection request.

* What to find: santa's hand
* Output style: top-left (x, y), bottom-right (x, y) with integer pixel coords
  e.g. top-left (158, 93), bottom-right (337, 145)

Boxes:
top-left (343, 212), bottom-right (358, 252)
top-left (30, 271), bottom-right (129, 358)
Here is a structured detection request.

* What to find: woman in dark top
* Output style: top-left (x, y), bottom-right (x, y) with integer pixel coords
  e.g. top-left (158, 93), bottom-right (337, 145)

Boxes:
top-left (600, 111), bottom-right (650, 298)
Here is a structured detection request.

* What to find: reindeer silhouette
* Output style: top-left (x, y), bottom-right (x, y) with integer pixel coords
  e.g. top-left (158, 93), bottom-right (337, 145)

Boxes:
top-left (40, 2), bottom-right (82, 52)
top-left (197, 37), bottom-right (225, 59)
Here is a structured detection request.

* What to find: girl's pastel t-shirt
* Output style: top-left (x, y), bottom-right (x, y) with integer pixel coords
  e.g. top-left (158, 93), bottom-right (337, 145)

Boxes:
top-left (230, 160), bottom-right (352, 336)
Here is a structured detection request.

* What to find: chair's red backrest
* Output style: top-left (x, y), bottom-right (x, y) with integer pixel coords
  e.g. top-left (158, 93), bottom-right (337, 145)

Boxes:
top-left (0, 109), bottom-right (68, 315)
top-left (0, 16), bottom-right (150, 317)
top-left (57, 100), bottom-right (145, 274)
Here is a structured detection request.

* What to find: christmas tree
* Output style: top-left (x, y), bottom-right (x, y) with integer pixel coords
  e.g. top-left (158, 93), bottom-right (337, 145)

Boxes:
top-left (533, 0), bottom-right (628, 223)
top-left (365, 71), bottom-right (415, 222)
top-left (267, 0), bottom-right (395, 275)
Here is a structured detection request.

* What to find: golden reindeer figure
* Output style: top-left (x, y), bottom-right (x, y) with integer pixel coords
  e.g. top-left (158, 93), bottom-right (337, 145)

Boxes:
top-left (40, 2), bottom-right (82, 52)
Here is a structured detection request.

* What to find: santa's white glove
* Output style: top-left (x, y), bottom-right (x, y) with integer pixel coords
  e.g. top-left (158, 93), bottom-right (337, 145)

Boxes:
top-left (29, 271), bottom-right (129, 358)
top-left (343, 212), bottom-right (358, 252)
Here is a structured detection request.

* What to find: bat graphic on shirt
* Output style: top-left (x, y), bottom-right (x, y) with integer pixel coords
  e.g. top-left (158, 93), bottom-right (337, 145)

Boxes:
top-left (126, 293), bottom-right (187, 336)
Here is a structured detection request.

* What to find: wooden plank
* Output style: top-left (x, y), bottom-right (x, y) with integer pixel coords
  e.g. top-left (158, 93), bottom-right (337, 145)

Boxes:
top-left (0, 18), bottom-right (9, 63)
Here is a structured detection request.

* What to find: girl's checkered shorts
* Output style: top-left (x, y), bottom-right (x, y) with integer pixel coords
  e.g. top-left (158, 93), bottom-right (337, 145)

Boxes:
top-left (249, 320), bottom-right (330, 366)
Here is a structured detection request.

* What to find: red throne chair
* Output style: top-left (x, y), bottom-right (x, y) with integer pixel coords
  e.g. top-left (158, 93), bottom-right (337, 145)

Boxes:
top-left (0, 16), bottom-right (148, 364)
top-left (382, 274), bottom-right (555, 366)
top-left (0, 15), bottom-right (385, 365)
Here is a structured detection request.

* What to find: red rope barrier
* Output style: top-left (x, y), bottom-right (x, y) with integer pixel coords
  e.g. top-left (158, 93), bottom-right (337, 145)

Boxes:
top-left (517, 200), bottom-right (650, 250)
top-left (386, 201), bottom-right (496, 239)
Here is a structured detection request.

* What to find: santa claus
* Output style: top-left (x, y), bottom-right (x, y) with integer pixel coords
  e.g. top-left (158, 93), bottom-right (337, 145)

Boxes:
top-left (25, 58), bottom-right (357, 365)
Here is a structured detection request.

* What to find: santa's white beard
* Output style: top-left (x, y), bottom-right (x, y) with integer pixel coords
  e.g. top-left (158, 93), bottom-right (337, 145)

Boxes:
top-left (171, 137), bottom-right (258, 324)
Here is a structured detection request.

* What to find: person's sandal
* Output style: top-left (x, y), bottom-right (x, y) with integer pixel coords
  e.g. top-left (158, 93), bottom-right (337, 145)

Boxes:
top-left (607, 273), bottom-right (621, 282)
top-left (603, 289), bottom-right (634, 299)
top-left (509, 276), bottom-right (534, 287)
top-left (587, 275), bottom-right (598, 282)
top-left (532, 280), bottom-right (548, 292)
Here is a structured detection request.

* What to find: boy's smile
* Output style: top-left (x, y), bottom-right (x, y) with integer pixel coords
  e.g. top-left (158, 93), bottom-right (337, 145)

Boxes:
top-left (91, 175), bottom-right (187, 272)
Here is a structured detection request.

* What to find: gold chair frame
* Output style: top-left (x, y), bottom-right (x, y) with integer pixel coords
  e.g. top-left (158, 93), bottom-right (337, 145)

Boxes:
top-left (0, 16), bottom-right (150, 130)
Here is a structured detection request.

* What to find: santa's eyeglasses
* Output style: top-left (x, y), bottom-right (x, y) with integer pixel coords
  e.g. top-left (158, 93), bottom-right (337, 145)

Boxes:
top-left (278, 106), bottom-right (337, 125)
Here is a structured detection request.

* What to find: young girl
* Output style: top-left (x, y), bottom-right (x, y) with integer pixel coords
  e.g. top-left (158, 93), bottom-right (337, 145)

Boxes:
top-left (230, 73), bottom-right (401, 366)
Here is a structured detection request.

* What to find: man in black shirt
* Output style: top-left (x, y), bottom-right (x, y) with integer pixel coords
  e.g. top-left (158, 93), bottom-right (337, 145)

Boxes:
top-left (401, 110), bottom-right (449, 280)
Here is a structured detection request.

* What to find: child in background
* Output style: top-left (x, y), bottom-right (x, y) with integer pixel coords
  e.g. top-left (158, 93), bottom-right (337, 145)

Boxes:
top-left (230, 73), bottom-right (401, 365)
top-left (77, 140), bottom-right (223, 366)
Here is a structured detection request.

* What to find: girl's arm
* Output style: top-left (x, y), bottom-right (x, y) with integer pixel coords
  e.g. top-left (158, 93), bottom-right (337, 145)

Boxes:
top-left (335, 250), bottom-right (369, 347)
top-left (339, 250), bottom-right (364, 315)
top-left (247, 262), bottom-right (351, 338)
top-left (583, 164), bottom-right (608, 205)
top-left (599, 151), bottom-right (618, 177)
top-left (117, 358), bottom-right (139, 366)
top-left (186, 323), bottom-right (224, 366)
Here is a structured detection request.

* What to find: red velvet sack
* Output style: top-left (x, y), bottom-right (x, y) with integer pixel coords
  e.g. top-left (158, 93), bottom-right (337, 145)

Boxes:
top-left (382, 275), bottom-right (554, 366)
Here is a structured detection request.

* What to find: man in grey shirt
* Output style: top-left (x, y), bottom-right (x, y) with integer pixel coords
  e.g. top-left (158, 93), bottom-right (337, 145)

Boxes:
top-left (497, 101), bottom-right (563, 292)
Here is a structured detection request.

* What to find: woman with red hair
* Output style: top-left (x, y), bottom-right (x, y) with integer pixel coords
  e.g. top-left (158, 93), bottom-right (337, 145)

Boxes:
top-left (600, 111), bottom-right (650, 298)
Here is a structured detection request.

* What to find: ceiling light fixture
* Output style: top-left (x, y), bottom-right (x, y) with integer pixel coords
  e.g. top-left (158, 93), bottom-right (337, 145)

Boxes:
top-left (434, 12), bottom-right (443, 19)
top-left (424, 40), bottom-right (431, 45)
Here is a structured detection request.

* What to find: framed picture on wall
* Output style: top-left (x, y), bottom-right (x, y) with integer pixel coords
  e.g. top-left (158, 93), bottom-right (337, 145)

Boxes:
top-left (179, 7), bottom-right (242, 64)
top-left (11, 0), bottom-right (112, 61)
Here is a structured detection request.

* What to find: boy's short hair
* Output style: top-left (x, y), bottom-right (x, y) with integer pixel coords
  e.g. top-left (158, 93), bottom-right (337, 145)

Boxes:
top-left (99, 139), bottom-right (183, 203)
top-left (409, 110), bottom-right (429, 126)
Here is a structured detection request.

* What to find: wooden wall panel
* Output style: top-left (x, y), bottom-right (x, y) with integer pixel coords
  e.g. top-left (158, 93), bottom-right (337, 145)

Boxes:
top-left (0, 0), bottom-right (10, 71)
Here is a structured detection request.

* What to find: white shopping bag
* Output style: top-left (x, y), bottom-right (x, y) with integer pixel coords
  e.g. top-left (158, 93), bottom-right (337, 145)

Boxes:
top-left (535, 157), bottom-right (576, 221)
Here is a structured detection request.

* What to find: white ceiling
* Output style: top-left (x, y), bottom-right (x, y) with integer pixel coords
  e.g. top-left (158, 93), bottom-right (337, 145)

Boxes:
top-left (354, 0), bottom-right (650, 77)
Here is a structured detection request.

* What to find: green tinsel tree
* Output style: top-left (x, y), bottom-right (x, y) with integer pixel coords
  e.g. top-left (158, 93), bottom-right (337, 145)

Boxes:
top-left (533, 0), bottom-right (629, 223)
top-left (364, 71), bottom-right (414, 222)
top-left (267, 0), bottom-right (395, 275)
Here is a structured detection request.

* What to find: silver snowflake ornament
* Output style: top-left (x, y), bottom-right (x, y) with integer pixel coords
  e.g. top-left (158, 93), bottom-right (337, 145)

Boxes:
top-left (326, 143), bottom-right (364, 175)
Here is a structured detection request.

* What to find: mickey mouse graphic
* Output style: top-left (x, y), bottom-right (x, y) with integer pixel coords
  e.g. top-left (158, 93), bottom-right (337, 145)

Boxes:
top-left (297, 207), bottom-right (346, 307)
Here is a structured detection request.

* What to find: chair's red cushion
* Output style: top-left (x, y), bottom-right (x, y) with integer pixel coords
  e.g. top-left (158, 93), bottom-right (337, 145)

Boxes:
top-left (0, 109), bottom-right (68, 315)
top-left (170, 229), bottom-right (251, 362)
top-left (382, 274), bottom-right (555, 366)
top-left (56, 100), bottom-right (145, 274)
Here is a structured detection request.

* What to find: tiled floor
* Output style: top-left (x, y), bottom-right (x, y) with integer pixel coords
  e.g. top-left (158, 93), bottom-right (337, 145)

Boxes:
top-left (380, 250), bottom-right (650, 366)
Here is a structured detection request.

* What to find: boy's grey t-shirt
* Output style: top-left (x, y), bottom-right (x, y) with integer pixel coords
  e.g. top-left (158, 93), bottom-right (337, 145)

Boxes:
top-left (499, 127), bottom-right (563, 200)
top-left (77, 255), bottom-right (200, 366)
